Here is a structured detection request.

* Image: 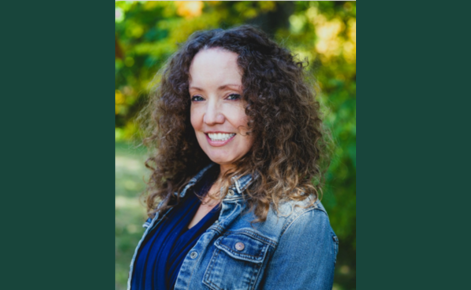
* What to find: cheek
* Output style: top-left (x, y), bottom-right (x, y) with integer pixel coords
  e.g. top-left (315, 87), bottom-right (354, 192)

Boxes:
top-left (190, 108), bottom-right (201, 131)
top-left (234, 110), bottom-right (249, 130)
top-left (244, 133), bottom-right (254, 151)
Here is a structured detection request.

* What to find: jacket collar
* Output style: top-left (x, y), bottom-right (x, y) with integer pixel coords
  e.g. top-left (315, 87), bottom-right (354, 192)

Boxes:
top-left (175, 163), bottom-right (255, 199)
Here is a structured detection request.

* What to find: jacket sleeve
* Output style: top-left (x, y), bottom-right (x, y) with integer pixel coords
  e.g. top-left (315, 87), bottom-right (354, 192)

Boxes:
top-left (261, 208), bottom-right (338, 290)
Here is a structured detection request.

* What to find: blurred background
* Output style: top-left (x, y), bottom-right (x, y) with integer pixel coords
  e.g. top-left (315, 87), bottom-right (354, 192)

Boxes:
top-left (115, 1), bottom-right (356, 290)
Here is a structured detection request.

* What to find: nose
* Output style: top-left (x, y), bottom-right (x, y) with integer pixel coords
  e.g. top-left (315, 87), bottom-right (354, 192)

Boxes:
top-left (203, 100), bottom-right (225, 125)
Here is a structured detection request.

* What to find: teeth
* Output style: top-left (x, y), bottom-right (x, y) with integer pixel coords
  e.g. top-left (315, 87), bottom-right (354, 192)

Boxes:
top-left (207, 133), bottom-right (235, 141)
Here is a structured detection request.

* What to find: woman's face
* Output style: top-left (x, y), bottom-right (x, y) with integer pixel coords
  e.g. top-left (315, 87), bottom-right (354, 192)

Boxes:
top-left (189, 48), bottom-right (253, 172)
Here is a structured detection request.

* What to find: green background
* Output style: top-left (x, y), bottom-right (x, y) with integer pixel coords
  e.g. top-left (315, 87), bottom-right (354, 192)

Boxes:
top-left (116, 2), bottom-right (356, 290)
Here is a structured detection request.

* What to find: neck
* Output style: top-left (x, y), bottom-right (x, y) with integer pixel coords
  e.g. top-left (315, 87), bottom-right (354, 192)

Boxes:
top-left (219, 164), bottom-right (234, 177)
top-left (214, 164), bottom-right (234, 190)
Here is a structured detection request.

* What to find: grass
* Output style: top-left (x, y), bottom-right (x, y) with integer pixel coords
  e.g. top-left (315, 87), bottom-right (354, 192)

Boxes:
top-left (115, 141), bottom-right (149, 290)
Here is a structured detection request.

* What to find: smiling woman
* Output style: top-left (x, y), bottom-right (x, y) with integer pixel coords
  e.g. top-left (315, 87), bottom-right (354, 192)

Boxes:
top-left (132, 25), bottom-right (337, 290)
top-left (189, 48), bottom-right (253, 173)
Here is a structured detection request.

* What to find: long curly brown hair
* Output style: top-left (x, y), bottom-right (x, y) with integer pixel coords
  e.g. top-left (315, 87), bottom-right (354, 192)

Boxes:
top-left (140, 25), bottom-right (331, 222)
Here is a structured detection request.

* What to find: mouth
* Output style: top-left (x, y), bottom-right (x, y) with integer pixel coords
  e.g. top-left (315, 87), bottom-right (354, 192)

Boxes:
top-left (205, 132), bottom-right (236, 146)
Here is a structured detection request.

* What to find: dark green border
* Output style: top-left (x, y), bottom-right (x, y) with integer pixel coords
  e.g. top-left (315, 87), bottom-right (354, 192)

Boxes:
top-left (359, 0), bottom-right (471, 289)
top-left (3, 1), bottom-right (115, 289)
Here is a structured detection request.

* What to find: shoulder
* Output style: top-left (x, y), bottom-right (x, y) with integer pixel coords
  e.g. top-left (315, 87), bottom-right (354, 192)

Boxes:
top-left (242, 196), bottom-right (336, 246)
top-left (271, 198), bottom-right (338, 262)
top-left (260, 198), bottom-right (338, 289)
top-left (268, 197), bottom-right (332, 236)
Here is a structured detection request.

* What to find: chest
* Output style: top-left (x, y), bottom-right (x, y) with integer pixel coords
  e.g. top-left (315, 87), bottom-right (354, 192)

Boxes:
top-left (173, 200), bottom-right (279, 290)
top-left (131, 198), bottom-right (283, 290)
top-left (173, 224), bottom-right (277, 290)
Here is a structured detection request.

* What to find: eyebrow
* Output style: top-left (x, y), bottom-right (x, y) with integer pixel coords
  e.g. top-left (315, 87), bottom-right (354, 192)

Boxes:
top-left (189, 84), bottom-right (242, 91)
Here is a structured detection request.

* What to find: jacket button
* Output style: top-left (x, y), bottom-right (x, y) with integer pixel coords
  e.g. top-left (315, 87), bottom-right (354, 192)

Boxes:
top-left (228, 189), bottom-right (234, 196)
top-left (235, 242), bottom-right (245, 251)
top-left (190, 251), bottom-right (198, 259)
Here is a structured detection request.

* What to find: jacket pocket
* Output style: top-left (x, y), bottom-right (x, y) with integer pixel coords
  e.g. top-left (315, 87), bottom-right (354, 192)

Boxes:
top-left (203, 231), bottom-right (271, 290)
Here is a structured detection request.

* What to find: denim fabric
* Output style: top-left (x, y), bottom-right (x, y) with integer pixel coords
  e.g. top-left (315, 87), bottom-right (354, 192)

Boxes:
top-left (128, 164), bottom-right (339, 290)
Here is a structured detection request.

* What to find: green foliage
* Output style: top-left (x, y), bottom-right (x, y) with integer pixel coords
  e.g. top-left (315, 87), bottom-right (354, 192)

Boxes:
top-left (115, 2), bottom-right (356, 289)
top-left (115, 142), bottom-right (148, 290)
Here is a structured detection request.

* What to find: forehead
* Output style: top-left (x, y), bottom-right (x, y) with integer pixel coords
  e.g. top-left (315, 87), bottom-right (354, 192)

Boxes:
top-left (189, 48), bottom-right (242, 86)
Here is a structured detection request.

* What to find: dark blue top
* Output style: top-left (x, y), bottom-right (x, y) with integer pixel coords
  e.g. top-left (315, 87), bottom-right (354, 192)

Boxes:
top-left (131, 167), bottom-right (221, 290)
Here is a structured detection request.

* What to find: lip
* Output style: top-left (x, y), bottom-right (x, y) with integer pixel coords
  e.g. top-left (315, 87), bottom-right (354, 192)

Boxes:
top-left (204, 132), bottom-right (236, 147)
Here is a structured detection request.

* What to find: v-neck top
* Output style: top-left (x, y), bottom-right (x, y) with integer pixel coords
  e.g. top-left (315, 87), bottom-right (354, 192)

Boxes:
top-left (131, 168), bottom-right (221, 290)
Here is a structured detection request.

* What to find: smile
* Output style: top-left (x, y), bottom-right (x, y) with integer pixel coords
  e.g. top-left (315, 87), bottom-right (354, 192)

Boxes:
top-left (207, 133), bottom-right (236, 141)
top-left (205, 132), bottom-right (236, 147)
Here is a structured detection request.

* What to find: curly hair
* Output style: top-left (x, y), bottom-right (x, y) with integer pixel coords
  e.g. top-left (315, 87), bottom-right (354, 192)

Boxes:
top-left (141, 25), bottom-right (331, 222)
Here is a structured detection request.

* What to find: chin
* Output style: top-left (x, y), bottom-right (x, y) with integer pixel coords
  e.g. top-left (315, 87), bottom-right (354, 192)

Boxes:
top-left (208, 157), bottom-right (231, 165)
top-left (206, 154), bottom-right (233, 166)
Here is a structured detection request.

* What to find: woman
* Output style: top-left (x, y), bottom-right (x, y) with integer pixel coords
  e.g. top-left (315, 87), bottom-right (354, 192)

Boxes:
top-left (130, 25), bottom-right (338, 290)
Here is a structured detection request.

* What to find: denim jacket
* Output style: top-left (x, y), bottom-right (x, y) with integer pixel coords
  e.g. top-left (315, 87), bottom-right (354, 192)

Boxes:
top-left (128, 164), bottom-right (339, 290)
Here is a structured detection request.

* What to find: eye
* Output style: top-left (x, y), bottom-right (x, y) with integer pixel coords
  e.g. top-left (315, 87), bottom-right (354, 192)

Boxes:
top-left (226, 93), bottom-right (241, 101)
top-left (191, 95), bottom-right (204, 102)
